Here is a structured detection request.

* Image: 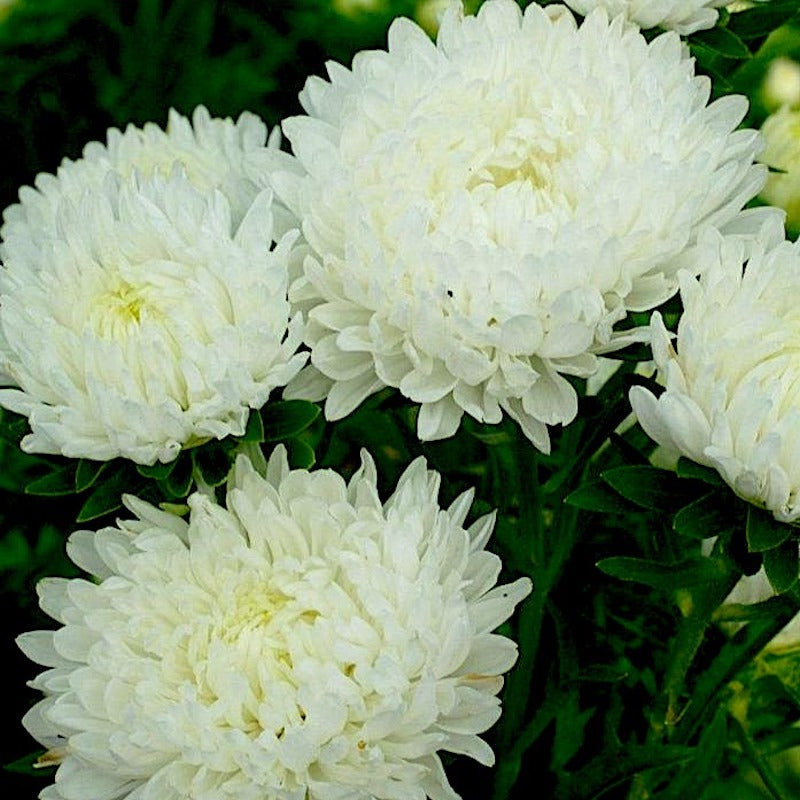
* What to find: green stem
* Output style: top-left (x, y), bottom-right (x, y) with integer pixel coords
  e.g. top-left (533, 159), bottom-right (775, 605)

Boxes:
top-left (731, 715), bottom-right (792, 800)
top-left (672, 595), bottom-right (799, 746)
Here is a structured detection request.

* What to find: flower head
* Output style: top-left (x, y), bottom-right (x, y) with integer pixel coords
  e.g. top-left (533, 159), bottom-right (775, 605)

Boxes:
top-left (265, 0), bottom-right (767, 451)
top-left (0, 110), bottom-right (306, 465)
top-left (628, 215), bottom-right (800, 522)
top-left (759, 104), bottom-right (800, 234)
top-left (562, 0), bottom-right (728, 34)
top-left (18, 447), bottom-right (531, 800)
top-left (2, 106), bottom-right (276, 237)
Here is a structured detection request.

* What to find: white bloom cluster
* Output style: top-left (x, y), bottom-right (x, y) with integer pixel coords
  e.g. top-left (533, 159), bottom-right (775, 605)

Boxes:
top-left (264, 0), bottom-right (766, 451)
top-left (0, 108), bottom-right (306, 465)
top-left (563, 0), bottom-right (728, 34)
top-left (629, 217), bottom-right (800, 522)
top-left (18, 447), bottom-right (531, 800)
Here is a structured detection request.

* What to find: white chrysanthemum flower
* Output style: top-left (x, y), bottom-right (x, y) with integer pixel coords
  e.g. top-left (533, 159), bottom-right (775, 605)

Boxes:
top-left (628, 215), bottom-right (800, 522)
top-left (0, 167), bottom-right (306, 464)
top-left (2, 106), bottom-right (283, 238)
top-left (563, 0), bottom-right (727, 34)
top-left (18, 447), bottom-right (531, 800)
top-left (262, 0), bottom-right (768, 451)
top-left (759, 104), bottom-right (800, 233)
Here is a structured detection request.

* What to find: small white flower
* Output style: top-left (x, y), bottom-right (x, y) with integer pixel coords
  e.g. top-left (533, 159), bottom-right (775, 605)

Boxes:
top-left (628, 215), bottom-right (800, 522)
top-left (262, 0), bottom-right (768, 451)
top-left (18, 447), bottom-right (531, 800)
top-left (563, 0), bottom-right (728, 34)
top-left (0, 164), bottom-right (306, 464)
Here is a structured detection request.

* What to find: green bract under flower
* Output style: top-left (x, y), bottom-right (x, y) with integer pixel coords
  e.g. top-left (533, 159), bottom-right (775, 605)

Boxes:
top-left (18, 447), bottom-right (531, 800)
top-left (0, 108), bottom-right (306, 464)
top-left (263, 0), bottom-right (768, 451)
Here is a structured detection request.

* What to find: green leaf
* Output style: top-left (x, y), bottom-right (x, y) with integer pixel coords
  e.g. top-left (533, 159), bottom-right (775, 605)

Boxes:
top-left (727, 0), bottom-right (800, 40)
top-left (262, 400), bottom-right (320, 441)
top-left (0, 529), bottom-right (31, 572)
top-left (651, 708), bottom-right (727, 800)
top-left (596, 556), bottom-right (724, 592)
top-left (163, 453), bottom-right (194, 499)
top-left (136, 459), bottom-right (177, 480)
top-left (673, 491), bottom-right (741, 540)
top-left (192, 442), bottom-right (233, 488)
top-left (468, 426), bottom-right (514, 446)
top-left (675, 457), bottom-right (723, 486)
top-left (690, 26), bottom-right (751, 59)
top-left (601, 465), bottom-right (706, 512)
top-left (285, 438), bottom-right (315, 469)
top-left (565, 480), bottom-right (641, 514)
top-left (25, 465), bottom-right (76, 496)
top-left (0, 407), bottom-right (28, 444)
top-left (746, 506), bottom-right (794, 553)
top-left (3, 749), bottom-right (55, 776)
top-left (759, 726), bottom-right (800, 758)
top-left (76, 469), bottom-right (134, 523)
top-left (764, 539), bottom-right (799, 594)
top-left (75, 459), bottom-right (107, 493)
top-left (239, 409), bottom-right (265, 443)
top-left (553, 745), bottom-right (694, 800)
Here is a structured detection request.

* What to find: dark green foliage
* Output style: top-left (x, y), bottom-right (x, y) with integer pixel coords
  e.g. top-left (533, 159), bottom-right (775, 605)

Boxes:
top-left (3, 2), bottom-right (800, 799)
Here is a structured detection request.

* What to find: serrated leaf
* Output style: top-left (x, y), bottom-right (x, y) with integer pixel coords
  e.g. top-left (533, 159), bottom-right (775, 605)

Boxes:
top-left (602, 465), bottom-right (706, 512)
top-left (596, 556), bottom-right (723, 592)
top-left (262, 400), bottom-right (320, 441)
top-left (746, 506), bottom-right (794, 553)
top-left (25, 465), bottom-right (76, 496)
top-left (673, 491), bottom-right (740, 540)
top-left (136, 459), bottom-right (177, 480)
top-left (691, 26), bottom-right (751, 59)
top-left (239, 409), bottom-right (264, 443)
top-left (565, 480), bottom-right (641, 514)
top-left (75, 459), bottom-right (107, 493)
top-left (764, 539), bottom-right (799, 594)
top-left (285, 438), bottom-right (315, 469)
top-left (192, 442), bottom-right (233, 488)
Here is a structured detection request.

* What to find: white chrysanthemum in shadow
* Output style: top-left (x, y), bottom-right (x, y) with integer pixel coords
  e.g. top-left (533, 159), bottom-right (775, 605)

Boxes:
top-left (2, 106), bottom-right (284, 237)
top-left (628, 215), bottom-right (800, 522)
top-left (262, 0), bottom-right (768, 451)
top-left (563, 0), bottom-right (728, 34)
top-left (0, 168), bottom-right (306, 464)
top-left (18, 447), bottom-right (532, 800)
